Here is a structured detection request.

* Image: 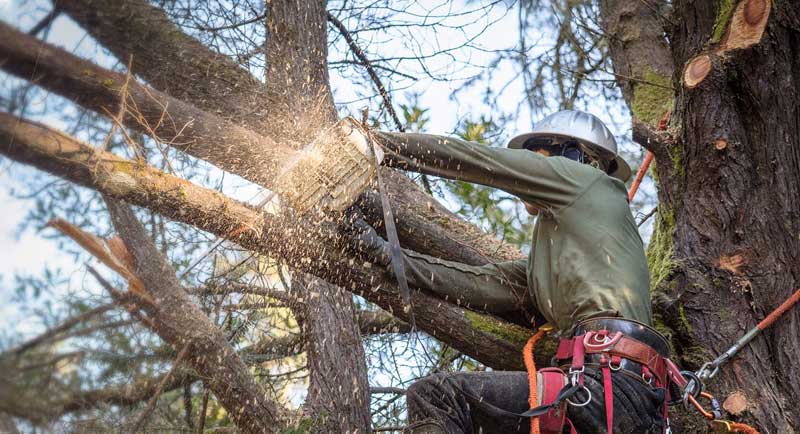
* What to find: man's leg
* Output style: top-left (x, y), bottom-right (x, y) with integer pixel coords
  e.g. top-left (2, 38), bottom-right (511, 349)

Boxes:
top-left (568, 368), bottom-right (666, 434)
top-left (405, 369), bottom-right (666, 434)
top-left (405, 371), bottom-right (530, 434)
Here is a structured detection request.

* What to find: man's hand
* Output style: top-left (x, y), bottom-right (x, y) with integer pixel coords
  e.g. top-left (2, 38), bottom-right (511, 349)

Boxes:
top-left (350, 217), bottom-right (391, 267)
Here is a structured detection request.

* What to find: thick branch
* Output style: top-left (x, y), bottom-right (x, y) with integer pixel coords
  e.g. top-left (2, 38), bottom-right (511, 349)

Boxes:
top-left (0, 22), bottom-right (291, 187)
top-left (0, 113), bottom-right (532, 370)
top-left (55, 0), bottom-right (270, 130)
top-left (104, 200), bottom-right (284, 433)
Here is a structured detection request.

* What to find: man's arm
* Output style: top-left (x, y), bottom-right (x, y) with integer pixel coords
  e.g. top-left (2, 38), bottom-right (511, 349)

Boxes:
top-left (376, 132), bottom-right (600, 210)
top-left (402, 251), bottom-right (529, 313)
top-left (354, 220), bottom-right (529, 313)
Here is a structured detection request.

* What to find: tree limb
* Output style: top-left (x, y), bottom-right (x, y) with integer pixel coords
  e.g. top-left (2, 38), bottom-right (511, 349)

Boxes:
top-left (0, 21), bottom-right (291, 188)
top-left (55, 0), bottom-right (271, 130)
top-left (0, 112), bottom-right (533, 371)
top-left (103, 199), bottom-right (284, 433)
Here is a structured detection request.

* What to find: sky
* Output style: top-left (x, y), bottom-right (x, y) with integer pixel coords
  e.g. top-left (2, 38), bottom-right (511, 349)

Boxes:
top-left (0, 0), bottom-right (656, 342)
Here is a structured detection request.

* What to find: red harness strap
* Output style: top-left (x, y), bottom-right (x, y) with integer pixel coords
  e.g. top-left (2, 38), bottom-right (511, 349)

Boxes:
top-left (600, 353), bottom-right (614, 434)
top-left (523, 327), bottom-right (577, 434)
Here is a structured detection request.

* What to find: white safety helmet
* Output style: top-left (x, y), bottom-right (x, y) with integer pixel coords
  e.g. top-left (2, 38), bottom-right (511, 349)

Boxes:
top-left (508, 110), bottom-right (631, 182)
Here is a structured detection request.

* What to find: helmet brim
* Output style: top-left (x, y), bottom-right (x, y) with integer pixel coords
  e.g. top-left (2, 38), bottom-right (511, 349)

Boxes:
top-left (508, 132), bottom-right (632, 182)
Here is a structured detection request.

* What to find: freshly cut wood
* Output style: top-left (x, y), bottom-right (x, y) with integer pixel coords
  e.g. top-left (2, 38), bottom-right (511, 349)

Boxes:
top-left (723, 391), bottom-right (749, 416)
top-left (684, 54), bottom-right (712, 89)
top-left (721, 0), bottom-right (771, 51)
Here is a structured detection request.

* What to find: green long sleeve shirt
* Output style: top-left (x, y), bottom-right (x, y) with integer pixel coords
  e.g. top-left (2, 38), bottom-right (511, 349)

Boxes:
top-left (375, 132), bottom-right (652, 334)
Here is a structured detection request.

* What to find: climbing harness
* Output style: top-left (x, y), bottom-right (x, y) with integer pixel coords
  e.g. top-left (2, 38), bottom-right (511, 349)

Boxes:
top-left (523, 318), bottom-right (674, 434)
top-left (519, 315), bottom-right (784, 434)
top-left (521, 285), bottom-right (800, 434)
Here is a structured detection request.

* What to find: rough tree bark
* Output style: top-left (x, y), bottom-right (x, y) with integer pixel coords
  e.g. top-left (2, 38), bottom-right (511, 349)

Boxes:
top-left (263, 0), bottom-right (371, 431)
top-left (56, 0), bottom-right (271, 131)
top-left (104, 201), bottom-right (285, 433)
top-left (603, 0), bottom-right (799, 431)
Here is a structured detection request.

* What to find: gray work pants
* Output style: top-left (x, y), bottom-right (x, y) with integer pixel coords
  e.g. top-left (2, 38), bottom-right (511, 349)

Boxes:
top-left (405, 369), bottom-right (665, 434)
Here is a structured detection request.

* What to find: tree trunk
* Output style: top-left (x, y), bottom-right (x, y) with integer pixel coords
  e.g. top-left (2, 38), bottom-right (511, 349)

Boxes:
top-left (650, 1), bottom-right (798, 431)
top-left (263, 1), bottom-right (371, 429)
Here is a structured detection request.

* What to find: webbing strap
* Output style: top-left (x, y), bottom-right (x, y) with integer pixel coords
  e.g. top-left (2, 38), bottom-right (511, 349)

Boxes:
top-left (365, 130), bottom-right (416, 330)
top-left (520, 384), bottom-right (581, 418)
top-left (601, 355), bottom-right (614, 434)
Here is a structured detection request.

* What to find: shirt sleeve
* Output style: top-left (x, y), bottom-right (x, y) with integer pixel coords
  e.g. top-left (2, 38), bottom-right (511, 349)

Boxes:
top-left (376, 131), bottom-right (601, 210)
top-left (397, 250), bottom-right (530, 313)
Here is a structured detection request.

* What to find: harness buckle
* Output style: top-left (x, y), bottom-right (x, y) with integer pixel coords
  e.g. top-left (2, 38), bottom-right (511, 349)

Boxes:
top-left (568, 366), bottom-right (584, 386)
top-left (583, 330), bottom-right (623, 352)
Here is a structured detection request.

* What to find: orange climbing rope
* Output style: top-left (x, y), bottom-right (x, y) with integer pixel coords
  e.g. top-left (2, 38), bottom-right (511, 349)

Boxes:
top-left (523, 325), bottom-right (552, 434)
top-left (713, 420), bottom-right (761, 434)
top-left (628, 111), bottom-right (670, 202)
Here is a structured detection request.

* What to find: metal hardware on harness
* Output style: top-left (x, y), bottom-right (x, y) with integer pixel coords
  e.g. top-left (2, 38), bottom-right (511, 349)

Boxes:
top-left (568, 366), bottom-right (584, 385)
top-left (566, 385), bottom-right (592, 407)
top-left (583, 330), bottom-right (622, 352)
top-left (565, 365), bottom-right (591, 407)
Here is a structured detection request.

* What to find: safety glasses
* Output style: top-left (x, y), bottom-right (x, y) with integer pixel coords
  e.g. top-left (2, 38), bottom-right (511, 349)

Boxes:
top-left (523, 138), bottom-right (585, 163)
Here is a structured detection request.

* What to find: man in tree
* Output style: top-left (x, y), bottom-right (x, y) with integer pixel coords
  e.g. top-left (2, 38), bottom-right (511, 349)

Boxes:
top-left (360, 110), bottom-right (669, 433)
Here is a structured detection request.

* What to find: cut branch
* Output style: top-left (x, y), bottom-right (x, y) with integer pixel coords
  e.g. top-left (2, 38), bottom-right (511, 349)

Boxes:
top-left (683, 54), bottom-right (712, 89)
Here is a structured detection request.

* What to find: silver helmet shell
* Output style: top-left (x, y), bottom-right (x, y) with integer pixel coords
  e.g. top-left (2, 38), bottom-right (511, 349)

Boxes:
top-left (508, 110), bottom-right (631, 182)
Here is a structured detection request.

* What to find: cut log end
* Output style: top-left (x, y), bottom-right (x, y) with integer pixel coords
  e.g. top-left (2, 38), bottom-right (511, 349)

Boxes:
top-left (721, 0), bottom-right (771, 52)
top-left (684, 55), bottom-right (712, 89)
top-left (723, 391), bottom-right (749, 416)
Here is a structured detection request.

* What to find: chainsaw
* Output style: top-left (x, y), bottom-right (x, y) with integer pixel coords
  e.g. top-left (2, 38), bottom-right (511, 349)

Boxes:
top-left (183, 116), bottom-right (416, 329)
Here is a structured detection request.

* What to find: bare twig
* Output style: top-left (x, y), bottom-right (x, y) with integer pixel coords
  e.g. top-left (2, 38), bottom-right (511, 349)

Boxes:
top-left (196, 387), bottom-right (210, 434)
top-left (129, 344), bottom-right (192, 432)
top-left (8, 303), bottom-right (115, 355)
top-left (637, 206), bottom-right (658, 227)
top-left (86, 266), bottom-right (156, 331)
top-left (100, 55), bottom-right (135, 154)
top-left (27, 8), bottom-right (61, 36)
top-left (327, 12), bottom-right (404, 132)
top-left (370, 387), bottom-right (406, 395)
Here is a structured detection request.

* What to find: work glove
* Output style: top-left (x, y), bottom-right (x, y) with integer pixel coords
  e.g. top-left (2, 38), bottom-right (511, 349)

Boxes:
top-left (350, 216), bottom-right (392, 267)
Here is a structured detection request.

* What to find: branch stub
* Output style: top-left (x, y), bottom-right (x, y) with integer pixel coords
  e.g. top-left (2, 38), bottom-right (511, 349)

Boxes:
top-left (684, 55), bottom-right (712, 89)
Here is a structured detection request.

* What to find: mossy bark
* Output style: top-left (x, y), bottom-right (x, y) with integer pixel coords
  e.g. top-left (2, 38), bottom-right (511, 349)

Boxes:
top-left (603, 0), bottom-right (800, 431)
